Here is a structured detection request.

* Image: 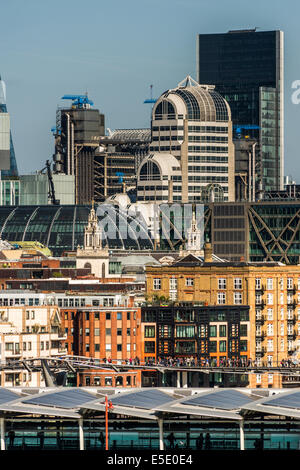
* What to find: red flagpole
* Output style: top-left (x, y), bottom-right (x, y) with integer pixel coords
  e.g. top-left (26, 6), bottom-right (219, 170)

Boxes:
top-left (105, 395), bottom-right (109, 450)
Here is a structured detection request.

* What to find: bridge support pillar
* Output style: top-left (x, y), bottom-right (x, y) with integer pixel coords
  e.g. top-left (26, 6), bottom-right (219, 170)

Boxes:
top-left (239, 419), bottom-right (245, 450)
top-left (158, 418), bottom-right (164, 450)
top-left (79, 417), bottom-right (85, 450)
top-left (0, 417), bottom-right (5, 450)
top-left (182, 372), bottom-right (188, 388)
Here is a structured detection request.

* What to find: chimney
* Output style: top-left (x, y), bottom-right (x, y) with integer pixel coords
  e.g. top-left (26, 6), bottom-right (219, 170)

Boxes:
top-left (204, 242), bottom-right (213, 262)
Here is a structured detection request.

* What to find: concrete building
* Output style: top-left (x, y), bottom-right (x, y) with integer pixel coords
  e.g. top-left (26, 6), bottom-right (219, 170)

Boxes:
top-left (53, 95), bottom-right (105, 204)
top-left (137, 76), bottom-right (235, 203)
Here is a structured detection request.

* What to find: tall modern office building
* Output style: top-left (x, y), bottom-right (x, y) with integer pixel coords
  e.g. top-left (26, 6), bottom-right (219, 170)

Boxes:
top-left (196, 29), bottom-right (284, 192)
top-left (0, 77), bottom-right (18, 178)
top-left (137, 76), bottom-right (235, 203)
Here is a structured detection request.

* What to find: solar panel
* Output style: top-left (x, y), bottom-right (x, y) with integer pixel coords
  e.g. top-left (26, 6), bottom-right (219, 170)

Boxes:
top-left (104, 389), bottom-right (174, 410)
top-left (0, 387), bottom-right (20, 405)
top-left (22, 388), bottom-right (96, 409)
top-left (263, 391), bottom-right (300, 410)
top-left (181, 389), bottom-right (252, 410)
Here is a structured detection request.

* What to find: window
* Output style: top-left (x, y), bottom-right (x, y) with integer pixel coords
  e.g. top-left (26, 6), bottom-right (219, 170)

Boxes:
top-left (86, 344), bottom-right (90, 352)
top-left (240, 340), bottom-right (247, 352)
top-left (287, 278), bottom-right (293, 289)
top-left (219, 340), bottom-right (226, 352)
top-left (268, 374), bottom-right (273, 384)
top-left (255, 278), bottom-right (261, 289)
top-left (234, 278), bottom-right (242, 290)
top-left (106, 313), bottom-right (111, 320)
top-left (117, 329), bottom-right (122, 336)
top-left (85, 328), bottom-right (90, 336)
top-left (280, 323), bottom-right (284, 336)
top-left (280, 293), bottom-right (284, 305)
top-left (145, 342), bottom-right (155, 353)
top-left (234, 292), bottom-right (242, 305)
top-left (267, 293), bottom-right (273, 305)
top-left (106, 344), bottom-right (111, 351)
top-left (279, 278), bottom-right (284, 290)
top-left (217, 293), bottom-right (226, 305)
top-left (267, 339), bottom-right (273, 352)
top-left (153, 278), bottom-right (161, 290)
top-left (127, 312), bottom-right (131, 321)
top-left (170, 277), bottom-right (178, 289)
top-left (209, 325), bottom-right (217, 337)
top-left (117, 344), bottom-right (122, 351)
top-left (218, 278), bottom-right (226, 290)
top-left (185, 278), bottom-right (194, 287)
top-left (117, 312), bottom-right (122, 320)
top-left (209, 341), bottom-right (217, 352)
top-left (106, 328), bottom-right (111, 336)
top-left (94, 328), bottom-right (100, 336)
top-left (219, 325), bottom-right (226, 337)
top-left (267, 324), bottom-right (274, 336)
top-left (145, 326), bottom-right (155, 338)
top-left (267, 309), bottom-right (273, 320)
top-left (256, 374), bottom-right (262, 384)
top-left (267, 278), bottom-right (273, 290)
top-left (95, 344), bottom-right (100, 352)
top-left (240, 324), bottom-right (247, 337)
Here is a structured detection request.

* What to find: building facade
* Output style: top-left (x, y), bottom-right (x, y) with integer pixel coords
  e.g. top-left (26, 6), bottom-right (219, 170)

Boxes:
top-left (137, 76), bottom-right (235, 203)
top-left (145, 254), bottom-right (300, 387)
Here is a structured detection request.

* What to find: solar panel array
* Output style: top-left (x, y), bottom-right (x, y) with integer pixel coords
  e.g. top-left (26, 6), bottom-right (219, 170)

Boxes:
top-left (21, 388), bottom-right (96, 409)
top-left (104, 389), bottom-right (174, 410)
top-left (263, 391), bottom-right (300, 410)
top-left (181, 389), bottom-right (253, 410)
top-left (0, 387), bottom-right (20, 405)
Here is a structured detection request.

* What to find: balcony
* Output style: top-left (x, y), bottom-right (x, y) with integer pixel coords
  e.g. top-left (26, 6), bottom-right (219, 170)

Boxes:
top-left (255, 346), bottom-right (266, 355)
top-left (255, 314), bottom-right (265, 324)
top-left (287, 300), bottom-right (297, 310)
top-left (255, 284), bottom-right (265, 294)
top-left (255, 299), bottom-right (265, 309)
top-left (287, 285), bottom-right (297, 295)
top-left (255, 331), bottom-right (265, 339)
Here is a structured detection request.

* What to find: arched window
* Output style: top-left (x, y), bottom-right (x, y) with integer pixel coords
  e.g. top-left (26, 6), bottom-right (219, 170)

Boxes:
top-left (116, 376), bottom-right (123, 386)
top-left (139, 161), bottom-right (161, 181)
top-left (154, 100), bottom-right (176, 120)
top-left (102, 262), bottom-right (106, 278)
top-left (84, 262), bottom-right (92, 270)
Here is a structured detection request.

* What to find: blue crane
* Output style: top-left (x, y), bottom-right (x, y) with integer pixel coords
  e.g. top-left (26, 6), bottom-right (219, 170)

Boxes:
top-left (144, 84), bottom-right (157, 104)
top-left (61, 94), bottom-right (94, 108)
top-left (234, 124), bottom-right (260, 138)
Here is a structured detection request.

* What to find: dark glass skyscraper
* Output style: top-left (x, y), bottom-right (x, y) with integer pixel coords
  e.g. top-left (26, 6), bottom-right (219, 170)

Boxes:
top-left (196, 29), bottom-right (284, 191)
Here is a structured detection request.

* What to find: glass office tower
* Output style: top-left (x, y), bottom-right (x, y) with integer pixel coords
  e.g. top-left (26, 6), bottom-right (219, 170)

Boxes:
top-left (196, 30), bottom-right (284, 192)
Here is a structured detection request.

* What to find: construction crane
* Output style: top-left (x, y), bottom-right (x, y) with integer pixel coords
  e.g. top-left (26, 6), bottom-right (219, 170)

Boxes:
top-left (40, 160), bottom-right (60, 205)
top-left (143, 84), bottom-right (156, 104)
top-left (234, 124), bottom-right (260, 138)
top-left (61, 94), bottom-right (94, 109)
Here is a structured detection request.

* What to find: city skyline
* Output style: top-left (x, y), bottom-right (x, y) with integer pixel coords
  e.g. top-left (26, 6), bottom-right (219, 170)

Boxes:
top-left (0, 0), bottom-right (300, 181)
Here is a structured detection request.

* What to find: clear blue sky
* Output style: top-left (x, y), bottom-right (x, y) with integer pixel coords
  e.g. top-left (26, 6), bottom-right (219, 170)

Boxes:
top-left (1, 0), bottom-right (299, 179)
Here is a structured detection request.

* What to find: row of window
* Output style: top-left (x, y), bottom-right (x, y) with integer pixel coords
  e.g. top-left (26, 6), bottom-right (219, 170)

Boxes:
top-left (256, 278), bottom-right (300, 290)
top-left (72, 327), bottom-right (137, 336)
top-left (64, 311), bottom-right (136, 321)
